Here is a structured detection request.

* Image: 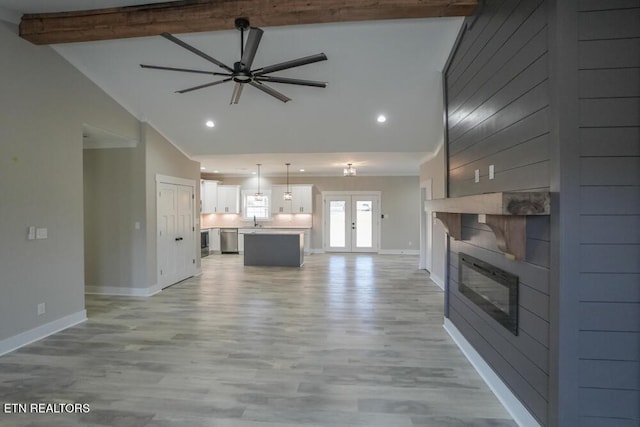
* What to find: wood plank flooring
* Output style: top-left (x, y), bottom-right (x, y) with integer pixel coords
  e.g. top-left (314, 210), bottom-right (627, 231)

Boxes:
top-left (0, 254), bottom-right (516, 426)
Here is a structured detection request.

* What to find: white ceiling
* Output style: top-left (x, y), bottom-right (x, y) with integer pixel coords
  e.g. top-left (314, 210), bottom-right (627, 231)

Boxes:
top-left (0, 1), bottom-right (463, 177)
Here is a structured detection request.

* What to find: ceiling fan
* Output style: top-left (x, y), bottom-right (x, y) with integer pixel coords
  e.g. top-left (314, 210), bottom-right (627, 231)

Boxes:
top-left (140, 18), bottom-right (328, 104)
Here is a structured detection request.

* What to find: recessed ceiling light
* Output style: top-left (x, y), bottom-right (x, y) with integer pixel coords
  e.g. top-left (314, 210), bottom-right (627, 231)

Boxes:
top-left (200, 167), bottom-right (206, 170)
top-left (377, 114), bottom-right (387, 123)
top-left (205, 120), bottom-right (215, 128)
top-left (213, 170), bottom-right (219, 173)
top-left (299, 169), bottom-right (305, 172)
top-left (252, 171), bottom-right (257, 175)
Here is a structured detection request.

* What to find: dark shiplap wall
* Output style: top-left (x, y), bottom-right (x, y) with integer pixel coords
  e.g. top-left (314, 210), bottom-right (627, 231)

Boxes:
top-left (448, 0), bottom-right (550, 197)
top-left (576, 2), bottom-right (640, 426)
top-left (444, 0), bottom-right (551, 425)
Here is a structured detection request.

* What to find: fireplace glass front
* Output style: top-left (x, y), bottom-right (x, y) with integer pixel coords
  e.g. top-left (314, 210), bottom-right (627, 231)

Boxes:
top-left (458, 253), bottom-right (519, 335)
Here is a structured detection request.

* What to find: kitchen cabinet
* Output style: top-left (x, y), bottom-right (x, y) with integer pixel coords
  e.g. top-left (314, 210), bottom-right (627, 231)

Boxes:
top-left (238, 231), bottom-right (245, 252)
top-left (201, 180), bottom-right (218, 213)
top-left (216, 185), bottom-right (240, 213)
top-left (239, 228), bottom-right (311, 255)
top-left (271, 185), bottom-right (292, 214)
top-left (291, 185), bottom-right (313, 213)
top-left (209, 228), bottom-right (221, 253)
top-left (271, 185), bottom-right (313, 214)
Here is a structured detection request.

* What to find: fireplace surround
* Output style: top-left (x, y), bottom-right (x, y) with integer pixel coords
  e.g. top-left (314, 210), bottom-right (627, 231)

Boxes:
top-left (458, 253), bottom-right (519, 335)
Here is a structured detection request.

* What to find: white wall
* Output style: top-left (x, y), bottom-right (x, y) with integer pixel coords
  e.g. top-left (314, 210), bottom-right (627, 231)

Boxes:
top-left (419, 143), bottom-right (447, 288)
top-left (0, 20), bottom-right (140, 345)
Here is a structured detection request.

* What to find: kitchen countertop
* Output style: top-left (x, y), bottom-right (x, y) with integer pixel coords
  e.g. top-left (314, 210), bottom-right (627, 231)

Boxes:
top-left (202, 226), bottom-right (311, 230)
top-left (240, 230), bottom-right (305, 235)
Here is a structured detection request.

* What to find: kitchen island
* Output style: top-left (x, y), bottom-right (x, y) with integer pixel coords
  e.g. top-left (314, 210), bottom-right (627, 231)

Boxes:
top-left (243, 231), bottom-right (304, 267)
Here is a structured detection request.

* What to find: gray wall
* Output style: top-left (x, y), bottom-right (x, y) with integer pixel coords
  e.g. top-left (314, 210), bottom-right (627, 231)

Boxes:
top-left (0, 20), bottom-right (139, 341)
top-left (574, 2), bottom-right (639, 425)
top-left (446, 1), bottom-right (640, 425)
top-left (420, 145), bottom-right (447, 285)
top-left (214, 175), bottom-right (421, 252)
top-left (83, 142), bottom-right (147, 291)
top-left (144, 124), bottom-right (202, 287)
top-left (444, 0), bottom-right (551, 425)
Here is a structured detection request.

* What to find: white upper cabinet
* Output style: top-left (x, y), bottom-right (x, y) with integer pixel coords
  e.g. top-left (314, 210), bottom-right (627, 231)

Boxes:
top-left (271, 185), bottom-right (291, 214)
top-left (270, 184), bottom-right (312, 214)
top-left (216, 185), bottom-right (240, 213)
top-left (291, 185), bottom-right (313, 213)
top-left (201, 180), bottom-right (218, 213)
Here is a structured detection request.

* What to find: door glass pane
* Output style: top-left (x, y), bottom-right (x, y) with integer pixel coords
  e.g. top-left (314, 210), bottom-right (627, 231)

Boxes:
top-left (355, 200), bottom-right (372, 248)
top-left (329, 201), bottom-right (346, 247)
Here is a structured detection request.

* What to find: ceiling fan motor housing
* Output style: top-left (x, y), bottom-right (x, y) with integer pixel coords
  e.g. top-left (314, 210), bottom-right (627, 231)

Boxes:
top-left (233, 61), bottom-right (252, 82)
top-left (235, 17), bottom-right (251, 31)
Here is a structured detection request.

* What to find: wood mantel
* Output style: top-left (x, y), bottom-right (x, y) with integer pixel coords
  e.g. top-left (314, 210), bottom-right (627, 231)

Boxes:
top-left (424, 192), bottom-right (550, 260)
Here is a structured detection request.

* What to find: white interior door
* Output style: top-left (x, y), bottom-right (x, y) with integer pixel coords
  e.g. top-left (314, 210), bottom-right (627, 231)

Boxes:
top-left (176, 185), bottom-right (194, 277)
top-left (158, 181), bottom-right (195, 288)
top-left (324, 194), bottom-right (379, 253)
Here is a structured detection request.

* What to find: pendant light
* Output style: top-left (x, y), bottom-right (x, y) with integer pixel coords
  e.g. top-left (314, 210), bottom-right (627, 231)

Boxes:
top-left (255, 163), bottom-right (264, 201)
top-left (343, 163), bottom-right (357, 177)
top-left (284, 163), bottom-right (293, 200)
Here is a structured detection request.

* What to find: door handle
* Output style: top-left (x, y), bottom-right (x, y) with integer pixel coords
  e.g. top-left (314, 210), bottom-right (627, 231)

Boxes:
top-left (175, 237), bottom-right (183, 241)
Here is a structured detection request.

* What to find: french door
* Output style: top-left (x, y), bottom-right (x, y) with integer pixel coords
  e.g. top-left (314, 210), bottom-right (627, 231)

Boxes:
top-left (324, 193), bottom-right (380, 252)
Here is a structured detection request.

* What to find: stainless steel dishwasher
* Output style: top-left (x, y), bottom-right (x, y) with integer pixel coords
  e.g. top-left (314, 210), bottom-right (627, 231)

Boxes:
top-left (220, 228), bottom-right (239, 254)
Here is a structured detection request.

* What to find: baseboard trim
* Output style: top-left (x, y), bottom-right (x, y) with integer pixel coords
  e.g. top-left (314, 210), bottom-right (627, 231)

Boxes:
top-left (85, 284), bottom-right (161, 297)
top-left (378, 249), bottom-right (420, 255)
top-left (443, 318), bottom-right (540, 427)
top-left (429, 273), bottom-right (445, 290)
top-left (0, 310), bottom-right (87, 357)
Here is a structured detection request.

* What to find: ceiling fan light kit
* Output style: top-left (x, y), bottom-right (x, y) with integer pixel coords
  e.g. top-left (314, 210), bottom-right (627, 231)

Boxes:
top-left (140, 18), bottom-right (328, 104)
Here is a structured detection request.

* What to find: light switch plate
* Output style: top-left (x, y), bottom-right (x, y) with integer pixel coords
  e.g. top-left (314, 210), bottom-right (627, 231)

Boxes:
top-left (36, 228), bottom-right (48, 240)
top-left (474, 169), bottom-right (480, 183)
top-left (27, 226), bottom-right (36, 240)
top-left (489, 164), bottom-right (495, 180)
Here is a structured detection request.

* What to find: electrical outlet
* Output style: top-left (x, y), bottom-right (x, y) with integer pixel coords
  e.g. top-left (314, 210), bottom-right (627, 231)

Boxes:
top-left (37, 303), bottom-right (45, 316)
top-left (489, 164), bottom-right (495, 180)
top-left (474, 169), bottom-right (480, 183)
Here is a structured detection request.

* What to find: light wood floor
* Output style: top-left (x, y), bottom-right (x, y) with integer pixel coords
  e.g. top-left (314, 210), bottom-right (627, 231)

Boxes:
top-left (0, 254), bottom-right (516, 426)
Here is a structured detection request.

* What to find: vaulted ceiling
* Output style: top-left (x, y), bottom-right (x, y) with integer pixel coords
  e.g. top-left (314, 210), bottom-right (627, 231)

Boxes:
top-left (0, 1), bottom-right (473, 176)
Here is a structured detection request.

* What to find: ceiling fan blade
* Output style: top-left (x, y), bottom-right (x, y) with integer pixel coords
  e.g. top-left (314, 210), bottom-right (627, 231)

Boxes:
top-left (254, 75), bottom-right (327, 88)
top-left (161, 32), bottom-right (234, 73)
top-left (230, 82), bottom-right (244, 104)
top-left (241, 27), bottom-right (263, 69)
top-left (252, 53), bottom-right (327, 76)
top-left (176, 78), bottom-right (233, 94)
top-left (140, 64), bottom-right (231, 76)
top-left (249, 81), bottom-right (291, 103)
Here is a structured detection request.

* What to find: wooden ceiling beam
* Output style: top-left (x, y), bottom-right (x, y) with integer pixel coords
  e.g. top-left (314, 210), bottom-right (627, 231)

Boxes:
top-left (19, 0), bottom-right (477, 45)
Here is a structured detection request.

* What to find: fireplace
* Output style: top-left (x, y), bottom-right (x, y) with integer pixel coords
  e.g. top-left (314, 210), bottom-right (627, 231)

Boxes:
top-left (458, 253), bottom-right (519, 335)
